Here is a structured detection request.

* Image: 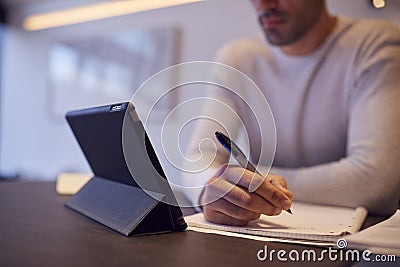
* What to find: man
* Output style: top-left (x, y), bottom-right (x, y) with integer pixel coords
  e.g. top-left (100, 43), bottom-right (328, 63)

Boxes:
top-left (182, 0), bottom-right (400, 226)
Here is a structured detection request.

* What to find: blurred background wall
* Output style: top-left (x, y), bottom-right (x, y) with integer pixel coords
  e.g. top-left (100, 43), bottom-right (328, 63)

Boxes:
top-left (0, 0), bottom-right (399, 182)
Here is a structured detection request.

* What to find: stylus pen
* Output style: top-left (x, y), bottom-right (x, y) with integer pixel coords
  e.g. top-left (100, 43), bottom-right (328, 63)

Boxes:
top-left (215, 131), bottom-right (292, 215)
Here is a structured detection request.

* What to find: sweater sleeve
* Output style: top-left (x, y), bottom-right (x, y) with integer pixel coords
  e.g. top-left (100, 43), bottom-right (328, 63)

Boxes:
top-left (271, 26), bottom-right (400, 216)
top-left (177, 69), bottom-right (240, 208)
top-left (178, 43), bottom-right (264, 208)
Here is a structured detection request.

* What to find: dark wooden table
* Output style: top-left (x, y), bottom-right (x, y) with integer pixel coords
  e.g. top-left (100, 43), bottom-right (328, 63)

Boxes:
top-left (0, 182), bottom-right (385, 267)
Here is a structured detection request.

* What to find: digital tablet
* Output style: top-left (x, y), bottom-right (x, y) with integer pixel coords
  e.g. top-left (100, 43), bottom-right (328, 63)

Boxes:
top-left (66, 102), bottom-right (187, 232)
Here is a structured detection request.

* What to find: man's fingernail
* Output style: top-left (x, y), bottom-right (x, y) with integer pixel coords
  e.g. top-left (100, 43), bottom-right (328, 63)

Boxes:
top-left (282, 199), bottom-right (291, 210)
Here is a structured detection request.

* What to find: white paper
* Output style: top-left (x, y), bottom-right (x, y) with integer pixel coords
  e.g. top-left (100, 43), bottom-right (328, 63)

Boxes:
top-left (187, 226), bottom-right (334, 247)
top-left (56, 172), bottom-right (93, 195)
top-left (185, 202), bottom-right (368, 242)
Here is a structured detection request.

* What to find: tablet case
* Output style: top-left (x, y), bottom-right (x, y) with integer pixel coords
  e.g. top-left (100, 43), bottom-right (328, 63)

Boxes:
top-left (65, 102), bottom-right (187, 236)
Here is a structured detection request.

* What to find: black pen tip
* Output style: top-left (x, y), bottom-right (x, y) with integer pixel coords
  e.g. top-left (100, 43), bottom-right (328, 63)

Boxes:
top-left (286, 209), bottom-right (293, 215)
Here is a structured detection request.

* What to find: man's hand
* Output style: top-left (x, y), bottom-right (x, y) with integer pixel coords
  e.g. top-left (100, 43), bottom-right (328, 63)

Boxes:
top-left (200, 164), bottom-right (294, 226)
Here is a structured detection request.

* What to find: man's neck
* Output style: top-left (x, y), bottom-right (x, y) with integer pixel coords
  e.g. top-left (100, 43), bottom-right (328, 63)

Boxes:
top-left (280, 11), bottom-right (337, 56)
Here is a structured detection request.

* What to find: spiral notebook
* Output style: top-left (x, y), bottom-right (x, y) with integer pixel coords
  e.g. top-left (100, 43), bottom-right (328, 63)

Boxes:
top-left (185, 202), bottom-right (368, 242)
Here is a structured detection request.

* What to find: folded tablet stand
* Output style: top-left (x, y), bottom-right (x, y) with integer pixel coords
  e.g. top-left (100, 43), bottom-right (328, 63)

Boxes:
top-left (65, 176), bottom-right (177, 236)
top-left (64, 102), bottom-right (187, 236)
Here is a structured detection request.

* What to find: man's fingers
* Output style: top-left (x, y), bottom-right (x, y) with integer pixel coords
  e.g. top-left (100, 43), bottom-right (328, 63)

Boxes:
top-left (220, 165), bottom-right (292, 210)
top-left (201, 165), bottom-right (292, 225)
top-left (219, 165), bottom-right (256, 189)
top-left (200, 176), bottom-right (236, 205)
top-left (206, 198), bottom-right (261, 222)
top-left (203, 209), bottom-right (250, 226)
top-left (270, 175), bottom-right (294, 200)
top-left (255, 181), bottom-right (292, 210)
top-left (276, 186), bottom-right (294, 200)
top-left (222, 184), bottom-right (282, 216)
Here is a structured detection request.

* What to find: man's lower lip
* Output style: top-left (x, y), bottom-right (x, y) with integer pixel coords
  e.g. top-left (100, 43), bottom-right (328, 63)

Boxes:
top-left (262, 19), bottom-right (285, 29)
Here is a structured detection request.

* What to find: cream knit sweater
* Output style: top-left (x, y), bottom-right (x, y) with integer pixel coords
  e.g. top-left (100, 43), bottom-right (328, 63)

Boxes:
top-left (181, 17), bottom-right (400, 216)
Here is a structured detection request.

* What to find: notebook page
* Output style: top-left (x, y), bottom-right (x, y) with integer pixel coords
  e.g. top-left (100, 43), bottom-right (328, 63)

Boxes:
top-left (188, 226), bottom-right (334, 247)
top-left (185, 202), bottom-right (367, 241)
top-left (344, 206), bottom-right (369, 234)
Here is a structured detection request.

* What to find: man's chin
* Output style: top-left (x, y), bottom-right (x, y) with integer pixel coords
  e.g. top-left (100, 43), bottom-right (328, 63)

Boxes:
top-left (264, 29), bottom-right (299, 46)
top-left (265, 33), bottom-right (290, 46)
